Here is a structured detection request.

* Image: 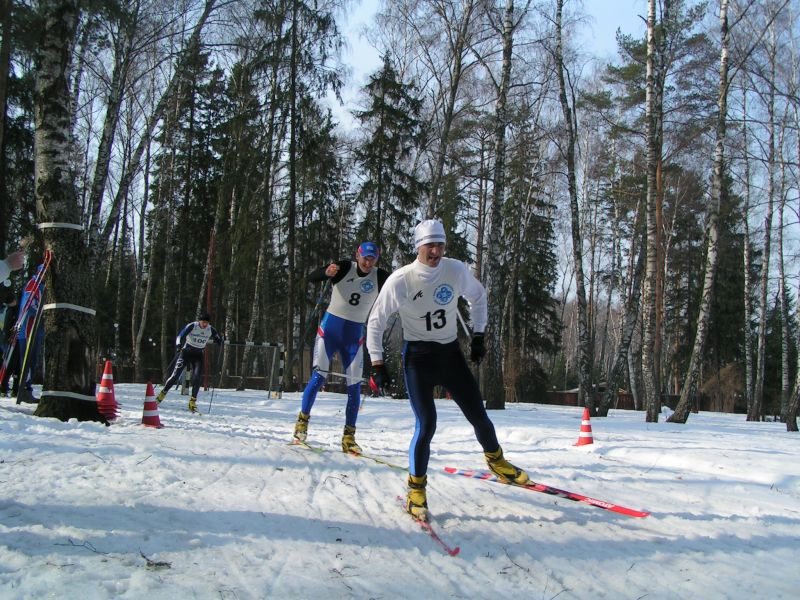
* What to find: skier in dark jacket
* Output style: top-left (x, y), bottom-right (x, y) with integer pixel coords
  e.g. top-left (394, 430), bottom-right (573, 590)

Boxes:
top-left (293, 241), bottom-right (391, 453)
top-left (156, 313), bottom-right (223, 413)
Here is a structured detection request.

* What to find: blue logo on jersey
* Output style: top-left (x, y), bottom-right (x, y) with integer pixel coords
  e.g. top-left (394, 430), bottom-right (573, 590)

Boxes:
top-left (361, 280), bottom-right (375, 293)
top-left (433, 284), bottom-right (454, 305)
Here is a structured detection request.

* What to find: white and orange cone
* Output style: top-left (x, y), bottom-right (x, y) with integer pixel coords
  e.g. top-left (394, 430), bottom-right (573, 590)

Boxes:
top-left (96, 360), bottom-right (119, 422)
top-left (574, 407), bottom-right (594, 446)
top-left (141, 381), bottom-right (164, 428)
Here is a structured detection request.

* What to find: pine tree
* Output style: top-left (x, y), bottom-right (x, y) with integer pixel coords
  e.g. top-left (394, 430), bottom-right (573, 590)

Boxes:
top-left (0, 0), bottom-right (36, 251)
top-left (498, 115), bottom-right (560, 402)
top-left (353, 53), bottom-right (425, 255)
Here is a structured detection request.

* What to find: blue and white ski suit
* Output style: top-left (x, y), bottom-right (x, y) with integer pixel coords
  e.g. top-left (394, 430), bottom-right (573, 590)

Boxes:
top-left (301, 260), bottom-right (389, 427)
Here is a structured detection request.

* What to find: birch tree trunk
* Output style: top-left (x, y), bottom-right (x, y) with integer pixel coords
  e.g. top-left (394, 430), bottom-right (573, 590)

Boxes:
top-left (285, 0), bottom-right (299, 380)
top-left (628, 319), bottom-right (644, 411)
top-left (777, 136), bottom-right (789, 420)
top-left (788, 114), bottom-right (800, 428)
top-left (33, 1), bottom-right (101, 422)
top-left (219, 185), bottom-right (241, 387)
top-left (235, 244), bottom-right (267, 390)
top-left (751, 32), bottom-right (776, 422)
top-left (786, 103), bottom-right (800, 430)
top-left (786, 281), bottom-right (800, 431)
top-left (155, 86), bottom-right (184, 378)
top-left (597, 193), bottom-right (620, 382)
top-left (484, 0), bottom-right (515, 409)
top-left (427, 0), bottom-right (476, 216)
top-left (475, 140), bottom-right (488, 277)
top-left (642, 0), bottom-right (661, 422)
top-left (93, 0), bottom-right (217, 264)
top-left (86, 10), bottom-right (136, 253)
top-left (160, 201), bottom-right (176, 379)
top-left (741, 86), bottom-right (755, 415)
top-left (668, 0), bottom-right (729, 424)
top-left (134, 189), bottom-right (159, 382)
top-left (131, 141), bottom-right (151, 382)
top-left (555, 0), bottom-right (593, 409)
top-left (236, 67), bottom-right (283, 390)
top-left (113, 192), bottom-right (128, 359)
top-left (601, 229), bottom-right (645, 415)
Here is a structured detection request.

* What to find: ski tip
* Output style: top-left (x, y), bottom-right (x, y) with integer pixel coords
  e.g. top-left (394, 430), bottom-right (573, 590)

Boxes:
top-left (444, 467), bottom-right (457, 474)
top-left (448, 547), bottom-right (461, 556)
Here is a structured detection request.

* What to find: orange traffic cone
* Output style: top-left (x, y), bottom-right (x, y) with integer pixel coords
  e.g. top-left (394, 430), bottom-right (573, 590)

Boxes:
top-left (574, 407), bottom-right (594, 446)
top-left (96, 360), bottom-right (119, 421)
top-left (141, 381), bottom-right (164, 428)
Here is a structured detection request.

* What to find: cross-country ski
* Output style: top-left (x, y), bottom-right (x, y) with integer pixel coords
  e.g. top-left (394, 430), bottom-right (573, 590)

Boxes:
top-left (443, 466), bottom-right (651, 518)
top-left (397, 496), bottom-right (460, 556)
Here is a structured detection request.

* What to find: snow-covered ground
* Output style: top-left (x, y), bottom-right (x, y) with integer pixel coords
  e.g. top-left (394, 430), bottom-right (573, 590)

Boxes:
top-left (1, 384), bottom-right (798, 599)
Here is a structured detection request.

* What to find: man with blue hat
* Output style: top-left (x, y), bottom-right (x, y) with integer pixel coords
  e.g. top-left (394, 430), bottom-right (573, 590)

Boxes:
top-left (294, 241), bottom-right (391, 453)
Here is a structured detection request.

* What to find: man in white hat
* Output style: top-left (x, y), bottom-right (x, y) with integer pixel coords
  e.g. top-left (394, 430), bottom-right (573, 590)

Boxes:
top-left (366, 219), bottom-right (528, 522)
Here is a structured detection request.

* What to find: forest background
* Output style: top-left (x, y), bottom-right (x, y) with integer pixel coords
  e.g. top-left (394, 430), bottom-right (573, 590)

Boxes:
top-left (2, 0), bottom-right (799, 429)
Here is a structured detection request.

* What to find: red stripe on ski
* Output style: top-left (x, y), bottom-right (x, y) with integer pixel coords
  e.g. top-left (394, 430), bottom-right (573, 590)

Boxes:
top-left (443, 467), bottom-right (650, 518)
top-left (397, 496), bottom-right (460, 556)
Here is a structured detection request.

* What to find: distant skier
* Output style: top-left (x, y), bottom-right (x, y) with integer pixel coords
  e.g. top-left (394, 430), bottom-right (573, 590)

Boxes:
top-left (366, 219), bottom-right (528, 522)
top-left (293, 241), bottom-right (391, 453)
top-left (157, 313), bottom-right (223, 413)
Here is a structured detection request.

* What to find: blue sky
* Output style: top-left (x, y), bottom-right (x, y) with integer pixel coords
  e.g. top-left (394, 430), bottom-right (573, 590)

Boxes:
top-left (332, 0), bottom-right (647, 129)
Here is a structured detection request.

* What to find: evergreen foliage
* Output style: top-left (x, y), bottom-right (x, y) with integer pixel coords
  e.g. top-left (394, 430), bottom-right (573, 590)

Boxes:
top-left (353, 53), bottom-right (426, 258)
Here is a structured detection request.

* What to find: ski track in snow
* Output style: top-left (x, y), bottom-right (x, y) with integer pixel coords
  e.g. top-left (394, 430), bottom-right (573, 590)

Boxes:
top-left (1, 384), bottom-right (799, 599)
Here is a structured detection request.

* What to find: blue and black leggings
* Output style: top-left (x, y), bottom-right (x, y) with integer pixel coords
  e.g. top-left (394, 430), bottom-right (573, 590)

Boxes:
top-left (403, 340), bottom-right (500, 476)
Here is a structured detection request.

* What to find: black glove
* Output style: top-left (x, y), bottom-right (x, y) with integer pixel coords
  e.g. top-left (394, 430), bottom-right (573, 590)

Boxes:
top-left (470, 333), bottom-right (486, 365)
top-left (370, 363), bottom-right (391, 390)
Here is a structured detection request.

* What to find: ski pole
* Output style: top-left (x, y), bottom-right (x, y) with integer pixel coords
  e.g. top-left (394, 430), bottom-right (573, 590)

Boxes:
top-left (315, 368), bottom-right (367, 383)
top-left (286, 279), bottom-right (332, 378)
top-left (455, 307), bottom-right (481, 386)
top-left (207, 343), bottom-right (224, 413)
top-left (0, 250), bottom-right (52, 385)
top-left (15, 251), bottom-right (53, 404)
top-left (16, 292), bottom-right (46, 404)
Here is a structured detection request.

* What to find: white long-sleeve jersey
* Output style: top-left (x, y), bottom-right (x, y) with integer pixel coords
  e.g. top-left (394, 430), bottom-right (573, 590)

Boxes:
top-left (366, 257), bottom-right (487, 361)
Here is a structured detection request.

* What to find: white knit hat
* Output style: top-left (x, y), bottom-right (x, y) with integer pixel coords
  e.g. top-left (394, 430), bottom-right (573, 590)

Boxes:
top-left (414, 219), bottom-right (446, 249)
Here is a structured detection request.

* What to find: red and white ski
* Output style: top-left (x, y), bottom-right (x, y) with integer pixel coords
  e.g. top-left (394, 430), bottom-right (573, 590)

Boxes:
top-left (443, 467), bottom-right (650, 518)
top-left (396, 496), bottom-right (460, 556)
